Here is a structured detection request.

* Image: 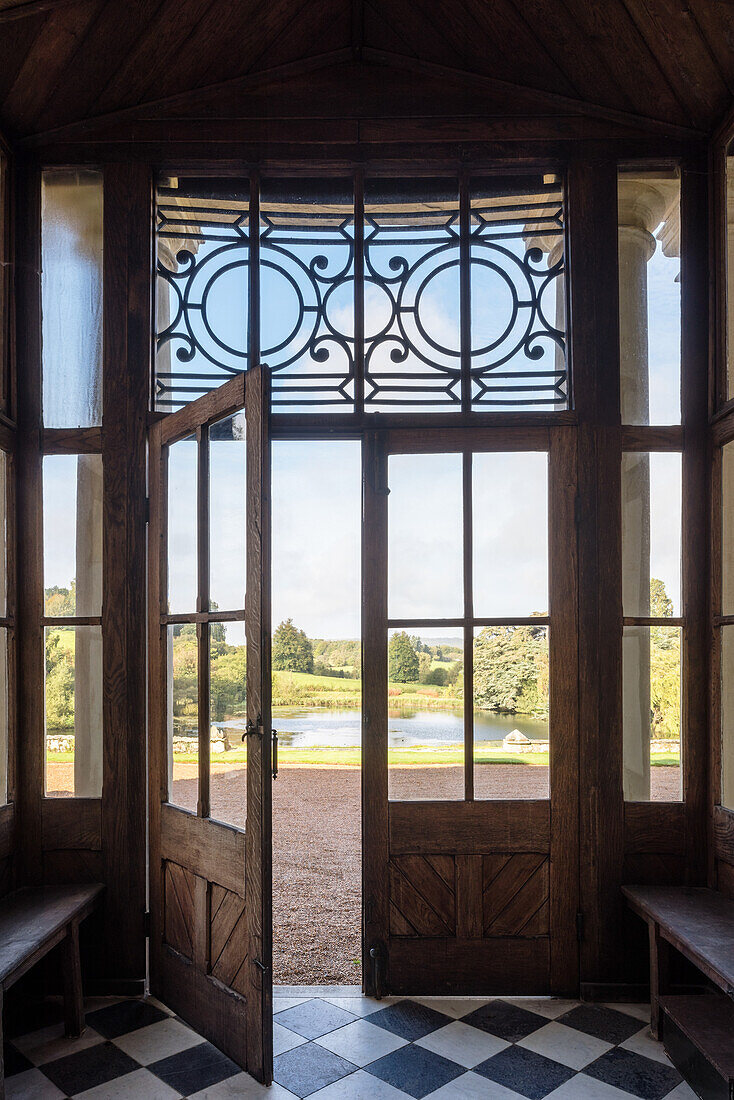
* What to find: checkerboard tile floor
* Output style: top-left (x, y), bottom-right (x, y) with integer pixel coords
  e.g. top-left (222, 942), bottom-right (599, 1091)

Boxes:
top-left (4, 988), bottom-right (698, 1099)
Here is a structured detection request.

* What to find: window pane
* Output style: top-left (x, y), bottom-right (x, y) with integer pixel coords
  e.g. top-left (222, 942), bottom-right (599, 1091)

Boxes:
top-left (618, 168), bottom-right (681, 425)
top-left (472, 451), bottom-right (548, 618)
top-left (45, 625), bottom-right (102, 798)
top-left (167, 435), bottom-right (197, 614)
top-left (387, 627), bottom-right (464, 801)
top-left (210, 621), bottom-right (246, 827)
top-left (365, 178), bottom-right (460, 412)
top-left (470, 174), bottom-right (566, 410)
top-left (388, 452), bottom-right (463, 618)
top-left (43, 454), bottom-right (103, 617)
top-left (726, 146), bottom-right (734, 400)
top-left (42, 169), bottom-right (103, 428)
top-left (0, 629), bottom-right (7, 806)
top-left (210, 413), bottom-right (246, 612)
top-left (622, 452), bottom-right (681, 618)
top-left (262, 177), bottom-right (354, 413)
top-left (473, 625), bottom-right (549, 799)
top-left (623, 625), bottom-right (681, 801)
top-left (168, 624), bottom-right (198, 813)
top-left (155, 177), bottom-right (249, 412)
top-left (723, 442), bottom-right (734, 615)
top-left (722, 625), bottom-right (734, 809)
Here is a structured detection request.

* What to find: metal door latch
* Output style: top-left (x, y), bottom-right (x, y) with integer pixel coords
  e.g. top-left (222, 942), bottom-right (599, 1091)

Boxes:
top-left (242, 715), bottom-right (263, 741)
top-left (272, 729), bottom-right (278, 780)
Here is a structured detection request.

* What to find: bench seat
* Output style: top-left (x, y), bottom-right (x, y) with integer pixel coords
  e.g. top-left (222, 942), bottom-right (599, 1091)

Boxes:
top-left (0, 884), bottom-right (104, 1099)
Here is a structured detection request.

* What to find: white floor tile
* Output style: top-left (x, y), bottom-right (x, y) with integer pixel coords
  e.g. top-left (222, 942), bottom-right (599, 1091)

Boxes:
top-left (273, 1021), bottom-right (308, 1056)
top-left (601, 1002), bottom-right (651, 1023)
top-left (662, 1082), bottom-right (699, 1099)
top-left (412, 998), bottom-right (493, 1020)
top-left (620, 1026), bottom-right (673, 1066)
top-left (187, 1073), bottom-right (298, 1099)
top-left (415, 1021), bottom-right (509, 1068)
top-left (518, 1021), bottom-right (613, 1070)
top-left (502, 997), bottom-right (581, 1020)
top-left (427, 1071), bottom-right (527, 1098)
top-left (5, 1069), bottom-right (66, 1100)
top-left (321, 995), bottom-right (400, 1016)
top-left (271, 997), bottom-right (310, 1012)
top-left (72, 1068), bottom-right (182, 1099)
top-left (12, 1024), bottom-right (104, 1066)
top-left (315, 1017), bottom-right (407, 1065)
top-left (111, 1017), bottom-right (205, 1065)
top-left (309, 1069), bottom-right (408, 1098)
top-left (545, 1073), bottom-right (641, 1098)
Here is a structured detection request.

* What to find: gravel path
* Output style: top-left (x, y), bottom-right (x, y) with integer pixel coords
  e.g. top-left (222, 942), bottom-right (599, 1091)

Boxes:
top-left (46, 761), bottom-right (681, 984)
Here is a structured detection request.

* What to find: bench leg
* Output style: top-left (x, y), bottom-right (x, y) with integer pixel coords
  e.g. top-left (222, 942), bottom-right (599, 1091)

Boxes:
top-left (649, 920), bottom-right (670, 1040)
top-left (61, 922), bottom-right (84, 1038)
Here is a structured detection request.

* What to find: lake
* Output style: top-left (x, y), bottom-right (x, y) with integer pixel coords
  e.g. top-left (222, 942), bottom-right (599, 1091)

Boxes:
top-left (216, 706), bottom-right (548, 748)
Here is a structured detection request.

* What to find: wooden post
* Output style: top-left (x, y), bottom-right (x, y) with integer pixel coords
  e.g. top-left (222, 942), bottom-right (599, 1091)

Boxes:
top-left (61, 921), bottom-right (85, 1037)
top-left (648, 920), bottom-right (670, 1040)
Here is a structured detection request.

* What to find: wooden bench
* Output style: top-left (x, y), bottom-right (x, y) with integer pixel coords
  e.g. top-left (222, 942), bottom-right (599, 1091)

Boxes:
top-left (624, 885), bottom-right (734, 1098)
top-left (0, 884), bottom-right (104, 1099)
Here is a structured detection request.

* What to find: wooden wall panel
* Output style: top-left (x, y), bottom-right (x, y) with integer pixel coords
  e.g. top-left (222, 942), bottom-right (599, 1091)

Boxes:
top-left (483, 854), bottom-right (549, 937)
top-left (210, 884), bottom-right (248, 996)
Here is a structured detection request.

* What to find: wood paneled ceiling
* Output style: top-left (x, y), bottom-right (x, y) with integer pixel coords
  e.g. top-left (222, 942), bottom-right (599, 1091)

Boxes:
top-left (0, 0), bottom-right (732, 143)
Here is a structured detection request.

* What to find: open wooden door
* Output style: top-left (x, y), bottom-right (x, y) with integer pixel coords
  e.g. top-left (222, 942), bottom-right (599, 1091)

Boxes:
top-left (148, 367), bottom-right (272, 1082)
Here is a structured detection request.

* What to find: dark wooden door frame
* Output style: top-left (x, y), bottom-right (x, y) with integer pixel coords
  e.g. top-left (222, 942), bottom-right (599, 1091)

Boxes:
top-left (362, 424), bottom-right (579, 997)
top-left (148, 368), bottom-right (273, 1083)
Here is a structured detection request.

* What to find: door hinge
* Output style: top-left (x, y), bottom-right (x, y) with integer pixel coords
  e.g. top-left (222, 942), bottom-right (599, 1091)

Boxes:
top-left (253, 958), bottom-right (270, 974)
top-left (143, 910), bottom-right (151, 938)
top-left (368, 940), bottom-right (387, 999)
top-left (576, 912), bottom-right (584, 942)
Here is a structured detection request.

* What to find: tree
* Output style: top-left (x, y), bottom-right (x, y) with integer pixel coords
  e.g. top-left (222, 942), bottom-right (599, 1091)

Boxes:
top-left (650, 577), bottom-right (673, 618)
top-left (272, 619), bottom-right (314, 673)
top-left (389, 632), bottom-right (419, 683)
top-left (473, 624), bottom-right (548, 716)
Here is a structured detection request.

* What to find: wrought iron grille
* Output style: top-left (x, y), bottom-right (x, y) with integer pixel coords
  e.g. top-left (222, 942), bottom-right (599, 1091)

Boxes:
top-left (154, 173), bottom-right (567, 415)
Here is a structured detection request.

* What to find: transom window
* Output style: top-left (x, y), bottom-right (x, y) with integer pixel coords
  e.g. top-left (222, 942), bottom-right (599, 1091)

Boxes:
top-left (154, 172), bottom-right (567, 415)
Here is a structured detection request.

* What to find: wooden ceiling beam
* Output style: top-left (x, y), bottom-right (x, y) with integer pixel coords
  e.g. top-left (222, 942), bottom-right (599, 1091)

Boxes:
top-left (0, 0), bottom-right (84, 23)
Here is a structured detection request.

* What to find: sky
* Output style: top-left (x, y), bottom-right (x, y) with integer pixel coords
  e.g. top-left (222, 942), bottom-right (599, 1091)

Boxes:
top-left (42, 192), bottom-right (683, 643)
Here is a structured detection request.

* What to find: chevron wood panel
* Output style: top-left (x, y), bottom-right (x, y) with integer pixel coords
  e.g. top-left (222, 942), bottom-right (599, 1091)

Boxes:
top-left (164, 859), bottom-right (196, 959)
top-left (482, 853), bottom-right (549, 937)
top-left (210, 882), bottom-right (249, 996)
top-left (389, 854), bottom-right (456, 937)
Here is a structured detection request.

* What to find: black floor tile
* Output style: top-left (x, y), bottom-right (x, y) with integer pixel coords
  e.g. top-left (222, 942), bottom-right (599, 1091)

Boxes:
top-left (85, 999), bottom-right (169, 1039)
top-left (461, 1000), bottom-right (548, 1043)
top-left (558, 1005), bottom-right (644, 1045)
top-left (39, 1041), bottom-right (140, 1095)
top-left (584, 1047), bottom-right (681, 1099)
top-left (4, 996), bottom-right (65, 1039)
top-left (274, 999), bottom-right (359, 1040)
top-left (368, 1000), bottom-right (453, 1042)
top-left (148, 1041), bottom-right (240, 1095)
top-left (474, 1045), bottom-right (575, 1100)
top-left (274, 1043), bottom-right (357, 1098)
top-left (366, 1043), bottom-right (465, 1099)
top-left (4, 1042), bottom-right (33, 1077)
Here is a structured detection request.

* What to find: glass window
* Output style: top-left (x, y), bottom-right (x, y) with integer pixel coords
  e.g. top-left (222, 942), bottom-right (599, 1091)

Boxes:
top-left (0, 629), bottom-right (7, 806)
top-left (42, 169), bottom-right (103, 428)
top-left (723, 442), bottom-right (734, 615)
top-left (473, 625), bottom-right (549, 799)
top-left (0, 453), bottom-right (7, 620)
top-left (470, 174), bottom-right (566, 410)
top-left (43, 454), bottom-right (103, 617)
top-left (618, 168), bottom-right (681, 426)
top-left (167, 435), bottom-right (197, 615)
top-left (210, 621), bottom-right (247, 827)
top-left (388, 452), bottom-right (463, 619)
top-left (387, 627), bottom-right (464, 802)
top-left (155, 177), bottom-right (250, 412)
top-left (472, 451), bottom-right (548, 618)
top-left (364, 177), bottom-right (460, 412)
top-left (168, 623), bottom-right (198, 814)
top-left (44, 625), bottom-right (102, 798)
top-left (623, 625), bottom-right (681, 802)
top-left (622, 452), bottom-right (682, 618)
top-left (262, 177), bottom-right (354, 413)
top-left (722, 625), bottom-right (734, 810)
top-left (209, 413), bottom-right (246, 613)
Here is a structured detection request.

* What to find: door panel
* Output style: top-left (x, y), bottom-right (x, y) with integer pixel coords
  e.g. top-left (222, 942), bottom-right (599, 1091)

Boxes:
top-left (363, 427), bottom-right (578, 997)
top-left (148, 369), bottom-right (272, 1082)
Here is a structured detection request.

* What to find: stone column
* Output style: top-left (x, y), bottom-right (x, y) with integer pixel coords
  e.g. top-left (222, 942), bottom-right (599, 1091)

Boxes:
top-left (74, 454), bottom-right (103, 796)
top-left (618, 181), bottom-right (668, 800)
